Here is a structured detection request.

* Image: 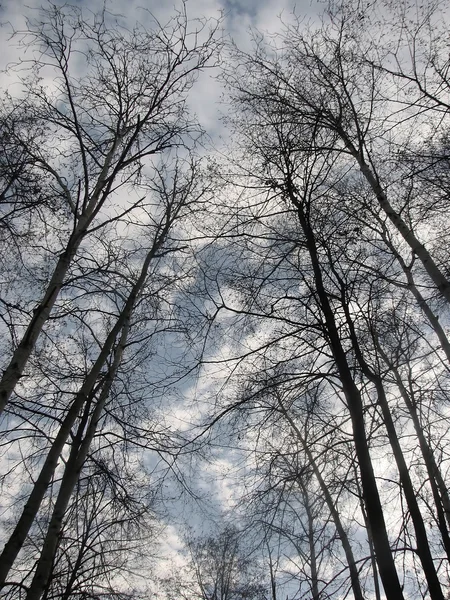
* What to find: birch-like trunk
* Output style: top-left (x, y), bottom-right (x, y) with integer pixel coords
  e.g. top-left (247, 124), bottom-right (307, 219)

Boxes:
top-left (25, 323), bottom-right (129, 600)
top-left (278, 405), bottom-right (366, 600)
top-left (340, 282), bottom-right (445, 600)
top-left (0, 136), bottom-right (122, 414)
top-left (376, 342), bottom-right (450, 559)
top-left (0, 230), bottom-right (163, 589)
top-left (299, 475), bottom-right (319, 599)
top-left (339, 131), bottom-right (450, 306)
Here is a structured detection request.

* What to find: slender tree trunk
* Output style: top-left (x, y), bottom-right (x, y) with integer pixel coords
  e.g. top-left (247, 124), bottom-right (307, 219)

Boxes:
top-left (0, 226), bottom-right (84, 411)
top-left (25, 323), bottom-right (129, 600)
top-left (298, 478), bottom-right (319, 600)
top-left (375, 342), bottom-right (450, 558)
top-left (285, 178), bottom-right (405, 600)
top-left (265, 541), bottom-right (277, 600)
top-left (354, 466), bottom-right (381, 600)
top-left (338, 131), bottom-right (450, 305)
top-left (339, 290), bottom-right (444, 600)
top-left (278, 404), bottom-right (366, 600)
top-left (0, 231), bottom-right (162, 589)
top-left (0, 382), bottom-right (99, 588)
top-left (376, 224), bottom-right (450, 365)
top-left (0, 136), bottom-right (123, 414)
top-left (370, 380), bottom-right (442, 600)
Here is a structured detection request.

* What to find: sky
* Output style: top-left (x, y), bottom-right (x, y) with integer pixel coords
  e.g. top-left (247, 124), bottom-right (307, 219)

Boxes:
top-left (0, 0), bottom-right (335, 592)
top-left (3, 0), bottom-right (450, 597)
top-left (0, 0), bottom-right (323, 142)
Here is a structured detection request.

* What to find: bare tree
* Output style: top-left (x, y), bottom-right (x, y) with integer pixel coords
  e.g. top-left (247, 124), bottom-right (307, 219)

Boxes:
top-left (40, 463), bottom-right (154, 600)
top-left (0, 2), bottom-right (220, 597)
top-left (161, 526), bottom-right (268, 600)
top-left (223, 3), bottom-right (450, 306)
top-left (0, 1), bottom-right (218, 413)
top-left (4, 2), bottom-right (450, 600)
top-left (0, 152), bottom-right (212, 599)
top-left (204, 6), bottom-right (450, 597)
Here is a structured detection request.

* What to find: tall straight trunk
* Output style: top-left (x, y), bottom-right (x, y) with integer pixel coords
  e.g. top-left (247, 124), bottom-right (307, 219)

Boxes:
top-left (298, 477), bottom-right (319, 600)
top-left (25, 323), bottom-right (129, 600)
top-left (0, 230), bottom-right (164, 589)
top-left (0, 379), bottom-right (103, 588)
top-left (265, 541), bottom-right (277, 600)
top-left (353, 465), bottom-right (381, 600)
top-left (338, 280), bottom-right (445, 600)
top-left (278, 404), bottom-right (366, 600)
top-left (0, 221), bottom-right (86, 411)
top-left (375, 342), bottom-right (450, 558)
top-left (338, 276), bottom-right (444, 600)
top-left (376, 224), bottom-right (450, 365)
top-left (0, 135), bottom-right (124, 414)
top-left (285, 180), bottom-right (405, 600)
top-left (338, 130), bottom-right (450, 305)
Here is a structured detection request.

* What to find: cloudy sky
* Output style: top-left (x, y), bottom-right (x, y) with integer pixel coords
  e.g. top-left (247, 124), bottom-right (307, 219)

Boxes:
top-left (0, 0), bottom-right (323, 141)
top-left (3, 0), bottom-right (450, 598)
top-left (0, 0), bottom-right (330, 589)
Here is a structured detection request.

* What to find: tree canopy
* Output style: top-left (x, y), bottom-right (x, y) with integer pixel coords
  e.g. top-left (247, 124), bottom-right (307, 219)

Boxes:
top-left (1, 1), bottom-right (450, 599)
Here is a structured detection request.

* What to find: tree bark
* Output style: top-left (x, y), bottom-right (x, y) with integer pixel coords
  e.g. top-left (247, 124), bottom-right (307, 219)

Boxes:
top-left (286, 178), bottom-right (405, 600)
top-left (339, 289), bottom-right (444, 600)
top-left (278, 405), bottom-right (366, 600)
top-left (0, 135), bottom-right (122, 414)
top-left (25, 323), bottom-right (129, 600)
top-left (354, 466), bottom-right (381, 600)
top-left (0, 229), bottom-right (164, 589)
top-left (338, 130), bottom-right (450, 306)
top-left (376, 342), bottom-right (450, 560)
top-left (300, 479), bottom-right (319, 600)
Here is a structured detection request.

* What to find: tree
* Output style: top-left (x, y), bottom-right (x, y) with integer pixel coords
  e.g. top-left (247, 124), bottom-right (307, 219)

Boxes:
top-left (0, 3), bottom-right (218, 598)
top-left (204, 136), bottom-right (408, 597)
top-left (194, 5), bottom-right (450, 596)
top-left (35, 463), bottom-right (155, 600)
top-left (4, 1), bottom-right (450, 599)
top-left (0, 1), bottom-right (218, 413)
top-left (161, 526), bottom-right (268, 600)
top-left (233, 398), bottom-right (366, 600)
top-left (0, 153), bottom-right (212, 598)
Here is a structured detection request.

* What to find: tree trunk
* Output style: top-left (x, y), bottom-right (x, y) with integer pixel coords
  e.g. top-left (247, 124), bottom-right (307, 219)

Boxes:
top-left (25, 323), bottom-right (129, 600)
top-left (0, 231), bottom-right (161, 588)
top-left (339, 131), bottom-right (450, 306)
top-left (299, 475), bottom-right (319, 600)
top-left (0, 135), bottom-right (123, 414)
top-left (278, 404), bottom-right (366, 600)
top-left (354, 466), bottom-right (381, 600)
top-left (376, 221), bottom-right (450, 365)
top-left (286, 179), bottom-right (405, 600)
top-left (376, 342), bottom-right (450, 559)
top-left (339, 291), bottom-right (444, 600)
